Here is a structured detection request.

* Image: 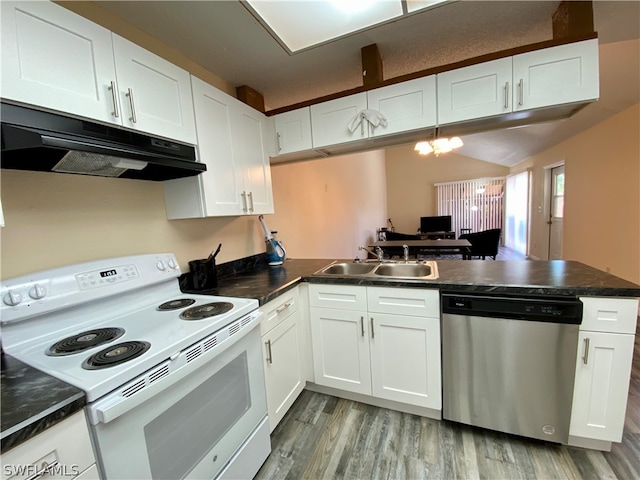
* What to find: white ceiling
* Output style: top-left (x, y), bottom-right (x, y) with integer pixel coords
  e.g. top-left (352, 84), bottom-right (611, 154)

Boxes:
top-left (95, 0), bottom-right (640, 166)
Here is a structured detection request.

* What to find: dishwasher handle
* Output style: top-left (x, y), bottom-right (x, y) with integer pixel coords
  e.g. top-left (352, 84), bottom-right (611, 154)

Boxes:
top-left (441, 293), bottom-right (583, 324)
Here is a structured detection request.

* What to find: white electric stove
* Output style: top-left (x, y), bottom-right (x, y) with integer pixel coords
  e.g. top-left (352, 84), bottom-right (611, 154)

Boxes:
top-left (1, 253), bottom-right (271, 480)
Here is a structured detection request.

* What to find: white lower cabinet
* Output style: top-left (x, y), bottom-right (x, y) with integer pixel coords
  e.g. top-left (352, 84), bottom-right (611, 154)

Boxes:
top-left (260, 287), bottom-right (306, 432)
top-left (0, 411), bottom-right (97, 480)
top-left (569, 296), bottom-right (638, 445)
top-left (309, 284), bottom-right (441, 410)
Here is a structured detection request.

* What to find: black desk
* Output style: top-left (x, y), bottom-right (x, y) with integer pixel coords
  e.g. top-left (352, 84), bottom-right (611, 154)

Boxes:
top-left (371, 239), bottom-right (472, 259)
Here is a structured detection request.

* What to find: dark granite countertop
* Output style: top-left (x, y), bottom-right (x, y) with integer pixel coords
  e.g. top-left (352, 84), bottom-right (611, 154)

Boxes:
top-left (1, 352), bottom-right (85, 453)
top-left (183, 257), bottom-right (640, 301)
top-left (308, 260), bottom-right (640, 297)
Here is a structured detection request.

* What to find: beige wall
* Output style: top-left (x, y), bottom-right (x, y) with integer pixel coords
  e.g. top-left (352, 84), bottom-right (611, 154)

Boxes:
top-left (0, 170), bottom-right (267, 279)
top-left (269, 151), bottom-right (388, 260)
top-left (512, 103), bottom-right (640, 284)
top-left (385, 145), bottom-right (511, 233)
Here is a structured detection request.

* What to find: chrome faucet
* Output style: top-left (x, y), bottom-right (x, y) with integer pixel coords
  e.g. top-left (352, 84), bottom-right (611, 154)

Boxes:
top-left (403, 244), bottom-right (409, 262)
top-left (359, 246), bottom-right (384, 262)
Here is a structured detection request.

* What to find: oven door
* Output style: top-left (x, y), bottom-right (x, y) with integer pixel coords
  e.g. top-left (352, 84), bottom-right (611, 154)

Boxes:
top-left (87, 318), bottom-right (269, 480)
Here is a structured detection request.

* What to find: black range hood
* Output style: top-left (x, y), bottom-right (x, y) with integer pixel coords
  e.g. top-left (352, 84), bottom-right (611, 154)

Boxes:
top-left (1, 103), bottom-right (205, 181)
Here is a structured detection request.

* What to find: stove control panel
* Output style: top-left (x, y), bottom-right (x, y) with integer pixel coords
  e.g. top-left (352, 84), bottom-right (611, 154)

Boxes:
top-left (76, 264), bottom-right (140, 290)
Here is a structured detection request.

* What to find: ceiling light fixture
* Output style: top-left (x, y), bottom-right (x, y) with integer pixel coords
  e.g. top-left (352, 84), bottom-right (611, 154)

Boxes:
top-left (414, 137), bottom-right (463, 156)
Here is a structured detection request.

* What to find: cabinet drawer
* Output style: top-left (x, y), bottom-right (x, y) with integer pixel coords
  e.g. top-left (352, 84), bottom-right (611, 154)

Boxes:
top-left (308, 284), bottom-right (367, 311)
top-left (260, 286), bottom-right (300, 336)
top-left (579, 297), bottom-right (638, 334)
top-left (367, 287), bottom-right (439, 318)
top-left (1, 411), bottom-right (95, 480)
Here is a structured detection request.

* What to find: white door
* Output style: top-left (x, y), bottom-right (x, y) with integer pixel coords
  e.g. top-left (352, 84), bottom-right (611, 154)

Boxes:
top-left (112, 35), bottom-right (196, 144)
top-left (369, 313), bottom-right (441, 409)
top-left (513, 39), bottom-right (599, 111)
top-left (274, 107), bottom-right (313, 154)
top-left (191, 76), bottom-right (244, 216)
top-left (262, 313), bottom-right (304, 432)
top-left (569, 331), bottom-right (635, 442)
top-left (310, 93), bottom-right (368, 148)
top-left (366, 76), bottom-right (437, 138)
top-left (437, 57), bottom-right (512, 125)
top-left (1, 1), bottom-right (119, 124)
top-left (549, 165), bottom-right (564, 260)
top-left (233, 104), bottom-right (274, 215)
top-left (309, 307), bottom-right (371, 395)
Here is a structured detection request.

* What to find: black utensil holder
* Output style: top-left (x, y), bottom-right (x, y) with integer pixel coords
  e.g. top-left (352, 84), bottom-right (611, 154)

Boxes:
top-left (189, 258), bottom-right (217, 290)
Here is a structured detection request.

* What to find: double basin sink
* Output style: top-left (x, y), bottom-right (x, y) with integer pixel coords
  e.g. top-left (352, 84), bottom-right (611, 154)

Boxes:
top-left (315, 260), bottom-right (439, 280)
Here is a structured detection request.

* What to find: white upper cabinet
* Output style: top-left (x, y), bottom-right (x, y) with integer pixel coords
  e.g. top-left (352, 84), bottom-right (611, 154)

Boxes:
top-left (274, 107), bottom-right (313, 154)
top-left (164, 77), bottom-right (273, 219)
top-left (367, 76), bottom-right (437, 138)
top-left (1, 1), bottom-right (118, 125)
top-left (1, 1), bottom-right (196, 144)
top-left (513, 39), bottom-right (599, 112)
top-left (111, 35), bottom-right (196, 144)
top-left (233, 101), bottom-right (274, 215)
top-left (438, 39), bottom-right (599, 125)
top-left (310, 93), bottom-right (368, 148)
top-left (437, 58), bottom-right (513, 125)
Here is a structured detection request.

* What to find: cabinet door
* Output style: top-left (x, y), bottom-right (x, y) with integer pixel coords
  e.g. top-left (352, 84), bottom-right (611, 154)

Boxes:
top-left (367, 76), bottom-right (437, 138)
top-left (1, 1), bottom-right (118, 125)
top-left (309, 307), bottom-right (371, 395)
top-left (437, 57), bottom-right (512, 125)
top-left (233, 103), bottom-right (274, 215)
top-left (274, 108), bottom-right (313, 154)
top-left (579, 297), bottom-right (638, 335)
top-left (310, 93), bottom-right (368, 148)
top-left (513, 39), bottom-right (599, 112)
top-left (308, 284), bottom-right (368, 312)
top-left (262, 312), bottom-right (305, 432)
top-left (191, 76), bottom-right (244, 216)
top-left (369, 314), bottom-right (441, 409)
top-left (112, 35), bottom-right (196, 144)
top-left (569, 331), bottom-right (634, 442)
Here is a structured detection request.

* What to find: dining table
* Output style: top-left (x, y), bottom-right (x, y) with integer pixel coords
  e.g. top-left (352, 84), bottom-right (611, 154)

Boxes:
top-left (370, 239), bottom-right (472, 259)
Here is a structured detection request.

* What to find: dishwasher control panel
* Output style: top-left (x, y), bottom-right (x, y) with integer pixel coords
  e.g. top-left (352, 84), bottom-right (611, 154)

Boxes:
top-left (442, 294), bottom-right (583, 324)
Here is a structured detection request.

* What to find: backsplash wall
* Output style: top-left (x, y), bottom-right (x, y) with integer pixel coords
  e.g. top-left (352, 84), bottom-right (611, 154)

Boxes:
top-left (0, 169), bottom-right (266, 279)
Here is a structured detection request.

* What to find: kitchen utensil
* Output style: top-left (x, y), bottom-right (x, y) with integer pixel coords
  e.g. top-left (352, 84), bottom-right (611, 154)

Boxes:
top-left (258, 215), bottom-right (286, 266)
top-left (189, 257), bottom-right (218, 290)
top-left (208, 243), bottom-right (222, 261)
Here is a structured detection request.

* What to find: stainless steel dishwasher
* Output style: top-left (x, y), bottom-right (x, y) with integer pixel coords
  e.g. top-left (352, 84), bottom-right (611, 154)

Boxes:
top-left (441, 293), bottom-right (583, 443)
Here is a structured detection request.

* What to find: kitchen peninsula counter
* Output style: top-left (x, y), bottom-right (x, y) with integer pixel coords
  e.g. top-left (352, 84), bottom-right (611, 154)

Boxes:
top-left (1, 353), bottom-right (85, 453)
top-left (185, 257), bottom-right (640, 301)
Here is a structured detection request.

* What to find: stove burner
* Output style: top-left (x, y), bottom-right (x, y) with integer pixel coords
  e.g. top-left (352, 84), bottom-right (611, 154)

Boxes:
top-left (158, 298), bottom-right (196, 311)
top-left (46, 328), bottom-right (125, 356)
top-left (82, 341), bottom-right (151, 370)
top-left (180, 302), bottom-right (234, 321)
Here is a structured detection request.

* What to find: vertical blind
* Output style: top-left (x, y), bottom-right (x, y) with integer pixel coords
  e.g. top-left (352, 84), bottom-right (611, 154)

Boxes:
top-left (435, 177), bottom-right (505, 236)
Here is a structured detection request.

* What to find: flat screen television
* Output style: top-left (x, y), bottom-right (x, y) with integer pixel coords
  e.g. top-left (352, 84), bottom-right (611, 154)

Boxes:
top-left (420, 215), bottom-right (452, 233)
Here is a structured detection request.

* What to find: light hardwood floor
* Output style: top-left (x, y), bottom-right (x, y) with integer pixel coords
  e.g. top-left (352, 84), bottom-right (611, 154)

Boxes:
top-left (256, 319), bottom-right (640, 480)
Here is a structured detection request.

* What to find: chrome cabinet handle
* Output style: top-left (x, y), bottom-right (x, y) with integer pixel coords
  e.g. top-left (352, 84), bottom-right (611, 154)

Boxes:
top-left (276, 132), bottom-right (282, 152)
top-left (504, 81), bottom-right (509, 109)
top-left (518, 79), bottom-right (524, 107)
top-left (265, 340), bottom-right (272, 364)
top-left (370, 317), bottom-right (375, 339)
top-left (126, 88), bottom-right (137, 123)
top-left (241, 191), bottom-right (248, 213)
top-left (109, 81), bottom-right (119, 118)
top-left (25, 460), bottom-right (60, 480)
top-left (360, 316), bottom-right (365, 337)
top-left (276, 302), bottom-right (291, 314)
top-left (582, 337), bottom-right (590, 365)
top-left (248, 191), bottom-right (254, 212)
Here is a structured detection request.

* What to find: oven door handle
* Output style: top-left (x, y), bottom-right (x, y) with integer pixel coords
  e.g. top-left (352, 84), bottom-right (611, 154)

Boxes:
top-left (87, 315), bottom-right (262, 425)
